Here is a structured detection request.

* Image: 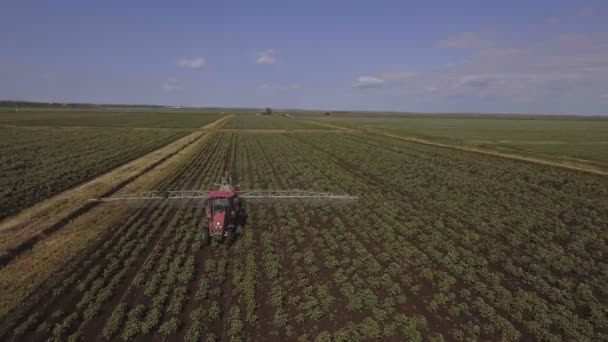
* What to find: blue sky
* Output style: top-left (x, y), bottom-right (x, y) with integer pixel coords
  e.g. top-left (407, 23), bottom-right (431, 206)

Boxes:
top-left (1, 1), bottom-right (607, 114)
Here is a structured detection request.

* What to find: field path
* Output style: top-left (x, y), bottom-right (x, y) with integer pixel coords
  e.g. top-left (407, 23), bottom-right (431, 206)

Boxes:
top-left (0, 115), bottom-right (233, 321)
top-left (0, 115), bottom-right (233, 264)
top-left (301, 119), bottom-right (608, 176)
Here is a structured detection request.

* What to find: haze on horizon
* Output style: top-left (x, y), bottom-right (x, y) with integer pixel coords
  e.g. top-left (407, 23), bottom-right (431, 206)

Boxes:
top-left (1, 0), bottom-right (607, 115)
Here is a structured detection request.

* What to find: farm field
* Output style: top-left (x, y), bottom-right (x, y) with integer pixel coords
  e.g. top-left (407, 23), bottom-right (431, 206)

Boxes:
top-left (304, 115), bottom-right (608, 170)
top-left (1, 113), bottom-right (607, 341)
top-left (223, 115), bottom-right (332, 130)
top-left (0, 108), bottom-right (224, 129)
top-left (0, 126), bottom-right (188, 219)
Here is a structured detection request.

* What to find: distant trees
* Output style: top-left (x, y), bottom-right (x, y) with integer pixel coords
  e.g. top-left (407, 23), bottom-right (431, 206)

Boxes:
top-left (264, 107), bottom-right (273, 115)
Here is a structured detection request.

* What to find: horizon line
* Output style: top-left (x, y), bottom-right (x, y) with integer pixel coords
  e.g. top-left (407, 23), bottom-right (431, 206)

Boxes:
top-left (1, 99), bottom-right (606, 118)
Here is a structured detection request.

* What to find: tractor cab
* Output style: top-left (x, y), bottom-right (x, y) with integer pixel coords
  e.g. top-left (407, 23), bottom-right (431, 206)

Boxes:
top-left (212, 197), bottom-right (231, 212)
top-left (203, 189), bottom-right (246, 244)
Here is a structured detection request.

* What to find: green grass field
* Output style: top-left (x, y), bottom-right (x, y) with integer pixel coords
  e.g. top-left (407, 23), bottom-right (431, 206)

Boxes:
top-left (306, 115), bottom-right (608, 167)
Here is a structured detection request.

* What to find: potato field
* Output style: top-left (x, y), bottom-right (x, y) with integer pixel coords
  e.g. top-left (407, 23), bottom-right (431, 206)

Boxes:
top-left (2, 123), bottom-right (607, 341)
top-left (0, 109), bottom-right (224, 129)
top-left (0, 127), bottom-right (188, 219)
top-left (307, 115), bottom-right (608, 170)
top-left (222, 115), bottom-right (330, 130)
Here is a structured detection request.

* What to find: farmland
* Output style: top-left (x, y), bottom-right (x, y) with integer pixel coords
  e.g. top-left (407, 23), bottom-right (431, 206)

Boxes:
top-left (0, 108), bottom-right (224, 129)
top-left (0, 127), bottom-right (188, 219)
top-left (223, 115), bottom-right (331, 130)
top-left (0, 109), bottom-right (226, 219)
top-left (306, 115), bottom-right (608, 171)
top-left (0, 112), bottom-right (607, 341)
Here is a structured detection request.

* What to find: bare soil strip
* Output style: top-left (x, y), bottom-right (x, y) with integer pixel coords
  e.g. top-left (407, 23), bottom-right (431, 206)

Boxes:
top-left (0, 115), bottom-right (233, 265)
top-left (301, 119), bottom-right (608, 176)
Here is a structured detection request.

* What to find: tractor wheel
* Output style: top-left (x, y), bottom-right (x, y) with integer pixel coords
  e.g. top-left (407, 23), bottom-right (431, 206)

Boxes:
top-left (240, 212), bottom-right (248, 226)
top-left (202, 226), bottom-right (210, 245)
top-left (226, 228), bottom-right (235, 245)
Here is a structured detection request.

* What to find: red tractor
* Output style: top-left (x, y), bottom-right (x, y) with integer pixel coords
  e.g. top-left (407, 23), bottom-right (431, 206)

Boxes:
top-left (203, 190), bottom-right (247, 244)
top-left (92, 173), bottom-right (356, 244)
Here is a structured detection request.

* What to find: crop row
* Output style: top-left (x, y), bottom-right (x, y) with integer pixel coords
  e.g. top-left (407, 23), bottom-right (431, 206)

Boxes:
top-left (210, 132), bottom-right (607, 340)
top-left (284, 133), bottom-right (607, 340)
top-left (0, 126), bottom-right (188, 218)
top-left (222, 115), bottom-right (328, 130)
top-left (4, 133), bottom-right (233, 341)
top-left (7, 131), bottom-right (607, 341)
top-left (0, 109), bottom-right (224, 129)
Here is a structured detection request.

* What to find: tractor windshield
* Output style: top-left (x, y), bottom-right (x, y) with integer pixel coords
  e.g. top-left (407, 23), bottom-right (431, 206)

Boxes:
top-left (212, 198), bottom-right (230, 212)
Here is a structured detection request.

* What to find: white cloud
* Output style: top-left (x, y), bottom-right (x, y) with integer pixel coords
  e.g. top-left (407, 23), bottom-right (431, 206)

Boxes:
top-left (353, 76), bottom-right (384, 89)
top-left (378, 70), bottom-right (417, 81)
top-left (353, 71), bottom-right (416, 89)
top-left (256, 50), bottom-right (277, 65)
top-left (177, 57), bottom-right (205, 69)
top-left (361, 32), bottom-right (608, 103)
top-left (284, 84), bottom-right (302, 90)
top-left (437, 32), bottom-right (496, 49)
top-left (257, 83), bottom-right (301, 91)
top-left (162, 79), bottom-right (180, 92)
